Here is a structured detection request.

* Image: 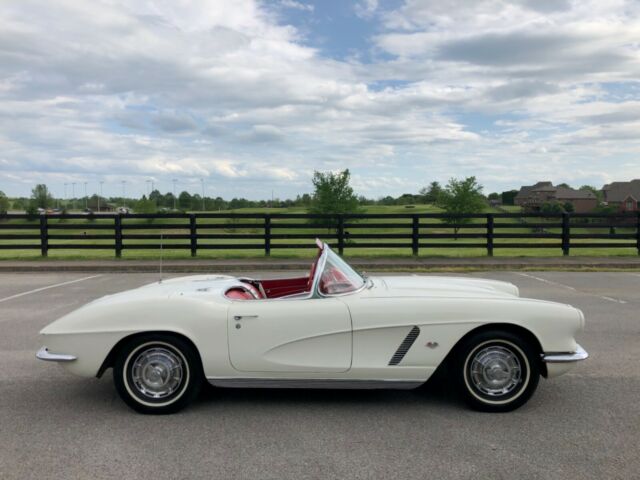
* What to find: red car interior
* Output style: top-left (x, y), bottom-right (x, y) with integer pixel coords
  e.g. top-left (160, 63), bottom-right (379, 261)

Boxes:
top-left (318, 266), bottom-right (348, 294)
top-left (259, 276), bottom-right (309, 298)
top-left (224, 246), bottom-right (323, 300)
top-left (224, 288), bottom-right (256, 301)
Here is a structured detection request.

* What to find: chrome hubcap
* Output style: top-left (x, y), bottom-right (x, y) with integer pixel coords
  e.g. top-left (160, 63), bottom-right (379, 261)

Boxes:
top-left (469, 345), bottom-right (521, 397)
top-left (131, 347), bottom-right (183, 399)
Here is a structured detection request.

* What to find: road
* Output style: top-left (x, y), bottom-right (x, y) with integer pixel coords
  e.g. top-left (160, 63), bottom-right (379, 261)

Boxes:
top-left (0, 271), bottom-right (639, 480)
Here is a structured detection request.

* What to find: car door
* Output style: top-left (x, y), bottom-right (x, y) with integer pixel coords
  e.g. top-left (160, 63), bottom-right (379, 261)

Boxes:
top-left (227, 297), bottom-right (352, 373)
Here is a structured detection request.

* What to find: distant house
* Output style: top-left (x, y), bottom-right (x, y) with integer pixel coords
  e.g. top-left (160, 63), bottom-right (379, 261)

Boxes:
top-left (514, 181), bottom-right (598, 213)
top-left (86, 198), bottom-right (116, 212)
top-left (602, 179), bottom-right (640, 213)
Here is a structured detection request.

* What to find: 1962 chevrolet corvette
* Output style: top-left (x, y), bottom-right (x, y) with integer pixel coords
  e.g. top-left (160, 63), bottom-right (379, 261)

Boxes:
top-left (37, 239), bottom-right (587, 414)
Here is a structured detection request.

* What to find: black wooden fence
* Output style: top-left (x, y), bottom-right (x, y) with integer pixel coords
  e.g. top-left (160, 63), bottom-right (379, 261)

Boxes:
top-left (0, 212), bottom-right (639, 257)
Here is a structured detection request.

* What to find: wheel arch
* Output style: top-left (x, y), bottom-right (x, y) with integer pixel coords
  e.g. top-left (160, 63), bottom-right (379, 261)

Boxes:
top-left (96, 330), bottom-right (204, 378)
top-left (437, 322), bottom-right (547, 378)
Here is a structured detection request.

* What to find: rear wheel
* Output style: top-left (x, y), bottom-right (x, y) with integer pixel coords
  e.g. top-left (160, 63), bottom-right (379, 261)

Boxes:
top-left (113, 334), bottom-right (203, 414)
top-left (453, 330), bottom-right (540, 412)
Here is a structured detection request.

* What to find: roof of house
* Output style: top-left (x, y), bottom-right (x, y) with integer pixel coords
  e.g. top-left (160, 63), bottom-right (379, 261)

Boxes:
top-left (602, 179), bottom-right (640, 202)
top-left (553, 187), bottom-right (597, 200)
top-left (514, 181), bottom-right (552, 199)
top-left (515, 182), bottom-right (596, 201)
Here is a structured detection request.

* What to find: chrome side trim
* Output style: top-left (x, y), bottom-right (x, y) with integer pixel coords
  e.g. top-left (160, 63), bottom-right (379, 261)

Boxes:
top-left (542, 344), bottom-right (589, 363)
top-left (36, 346), bottom-right (77, 362)
top-left (207, 378), bottom-right (422, 390)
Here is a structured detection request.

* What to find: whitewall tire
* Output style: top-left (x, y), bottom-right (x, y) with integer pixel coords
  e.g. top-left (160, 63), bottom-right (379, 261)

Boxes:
top-left (454, 330), bottom-right (540, 412)
top-left (113, 334), bottom-right (203, 414)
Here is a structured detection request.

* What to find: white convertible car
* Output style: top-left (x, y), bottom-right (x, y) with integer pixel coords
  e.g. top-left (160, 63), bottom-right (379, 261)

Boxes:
top-left (37, 240), bottom-right (588, 414)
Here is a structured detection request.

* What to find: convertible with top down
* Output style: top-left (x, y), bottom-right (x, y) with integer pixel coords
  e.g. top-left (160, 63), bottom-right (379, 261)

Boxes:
top-left (37, 239), bottom-right (587, 414)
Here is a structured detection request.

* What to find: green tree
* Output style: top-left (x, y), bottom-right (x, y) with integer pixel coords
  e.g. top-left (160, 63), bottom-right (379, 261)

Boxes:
top-left (437, 176), bottom-right (486, 237)
top-left (178, 191), bottom-right (192, 210)
top-left (11, 198), bottom-right (26, 211)
top-left (419, 181), bottom-right (443, 204)
top-left (25, 200), bottom-right (39, 217)
top-left (310, 169), bottom-right (360, 231)
top-left (135, 195), bottom-right (157, 214)
top-left (540, 201), bottom-right (563, 214)
top-left (31, 184), bottom-right (53, 209)
top-left (501, 190), bottom-right (518, 206)
top-left (0, 191), bottom-right (9, 214)
top-left (579, 185), bottom-right (603, 202)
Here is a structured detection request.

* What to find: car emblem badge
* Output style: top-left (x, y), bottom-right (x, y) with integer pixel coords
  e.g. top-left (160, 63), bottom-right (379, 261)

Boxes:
top-left (425, 341), bottom-right (439, 349)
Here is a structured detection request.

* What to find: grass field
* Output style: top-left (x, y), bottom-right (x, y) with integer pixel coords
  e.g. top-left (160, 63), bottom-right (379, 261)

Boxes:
top-left (0, 204), bottom-right (637, 260)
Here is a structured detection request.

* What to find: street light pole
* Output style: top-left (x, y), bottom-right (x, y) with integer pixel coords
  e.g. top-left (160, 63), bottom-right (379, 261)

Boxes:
top-left (172, 179), bottom-right (177, 210)
top-left (200, 178), bottom-right (205, 211)
top-left (98, 181), bottom-right (104, 212)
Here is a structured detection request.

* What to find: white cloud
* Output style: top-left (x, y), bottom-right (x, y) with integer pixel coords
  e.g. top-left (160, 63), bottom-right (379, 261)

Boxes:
top-left (354, 0), bottom-right (379, 19)
top-left (279, 0), bottom-right (314, 12)
top-left (0, 0), bottom-right (639, 199)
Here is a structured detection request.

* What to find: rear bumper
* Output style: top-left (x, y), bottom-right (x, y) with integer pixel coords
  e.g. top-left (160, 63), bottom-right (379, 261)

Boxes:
top-left (542, 344), bottom-right (588, 363)
top-left (36, 346), bottom-right (77, 362)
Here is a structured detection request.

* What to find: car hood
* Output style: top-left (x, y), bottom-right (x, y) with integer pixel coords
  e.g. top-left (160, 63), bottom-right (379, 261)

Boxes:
top-left (370, 275), bottom-right (520, 298)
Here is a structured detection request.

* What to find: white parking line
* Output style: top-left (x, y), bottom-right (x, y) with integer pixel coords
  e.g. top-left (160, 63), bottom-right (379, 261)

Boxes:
top-left (0, 275), bottom-right (102, 304)
top-left (515, 272), bottom-right (627, 304)
top-left (516, 272), bottom-right (577, 291)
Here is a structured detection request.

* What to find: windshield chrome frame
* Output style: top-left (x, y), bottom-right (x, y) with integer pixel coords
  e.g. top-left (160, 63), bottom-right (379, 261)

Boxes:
top-left (314, 243), bottom-right (367, 298)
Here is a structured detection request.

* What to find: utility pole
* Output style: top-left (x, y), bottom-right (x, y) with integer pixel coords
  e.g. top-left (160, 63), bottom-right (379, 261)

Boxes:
top-left (200, 178), bottom-right (205, 211)
top-left (172, 179), bottom-right (177, 210)
top-left (99, 181), bottom-right (104, 212)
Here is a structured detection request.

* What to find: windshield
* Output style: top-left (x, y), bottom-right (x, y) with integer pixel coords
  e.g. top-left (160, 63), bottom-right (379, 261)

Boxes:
top-left (318, 247), bottom-right (365, 295)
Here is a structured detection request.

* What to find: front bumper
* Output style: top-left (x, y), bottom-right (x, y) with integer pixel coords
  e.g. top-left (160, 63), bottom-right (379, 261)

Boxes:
top-left (36, 346), bottom-right (77, 362)
top-left (542, 344), bottom-right (589, 363)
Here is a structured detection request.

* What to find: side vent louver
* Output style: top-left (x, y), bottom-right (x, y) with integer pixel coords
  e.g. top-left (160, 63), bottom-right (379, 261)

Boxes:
top-left (388, 326), bottom-right (421, 366)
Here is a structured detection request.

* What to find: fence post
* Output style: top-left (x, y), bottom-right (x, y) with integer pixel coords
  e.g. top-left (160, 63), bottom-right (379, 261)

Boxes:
top-left (114, 214), bottom-right (122, 258)
top-left (636, 212), bottom-right (640, 256)
top-left (561, 213), bottom-right (570, 256)
top-left (337, 215), bottom-right (345, 255)
top-left (189, 214), bottom-right (197, 257)
top-left (486, 213), bottom-right (494, 257)
top-left (39, 215), bottom-right (48, 257)
top-left (412, 215), bottom-right (419, 256)
top-left (264, 214), bottom-right (271, 256)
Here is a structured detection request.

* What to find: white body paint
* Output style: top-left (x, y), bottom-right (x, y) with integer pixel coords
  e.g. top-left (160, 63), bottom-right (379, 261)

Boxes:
top-left (38, 246), bottom-right (586, 387)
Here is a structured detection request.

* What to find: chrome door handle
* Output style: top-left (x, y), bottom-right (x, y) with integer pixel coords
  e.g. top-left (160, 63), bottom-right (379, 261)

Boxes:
top-left (233, 315), bottom-right (258, 321)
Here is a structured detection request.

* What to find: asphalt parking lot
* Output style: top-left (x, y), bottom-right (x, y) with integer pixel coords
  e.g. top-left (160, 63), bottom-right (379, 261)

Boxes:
top-left (1, 270), bottom-right (639, 480)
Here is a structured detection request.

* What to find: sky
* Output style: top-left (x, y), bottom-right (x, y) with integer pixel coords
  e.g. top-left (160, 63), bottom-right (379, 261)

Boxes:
top-left (0, 0), bottom-right (639, 200)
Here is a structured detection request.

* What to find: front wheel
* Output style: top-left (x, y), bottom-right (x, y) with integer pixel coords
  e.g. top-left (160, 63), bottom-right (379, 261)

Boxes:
top-left (113, 334), bottom-right (203, 414)
top-left (453, 330), bottom-right (540, 412)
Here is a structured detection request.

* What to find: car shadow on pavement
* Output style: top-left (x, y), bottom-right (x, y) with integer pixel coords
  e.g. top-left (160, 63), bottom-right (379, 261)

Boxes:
top-left (195, 370), bottom-right (462, 411)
